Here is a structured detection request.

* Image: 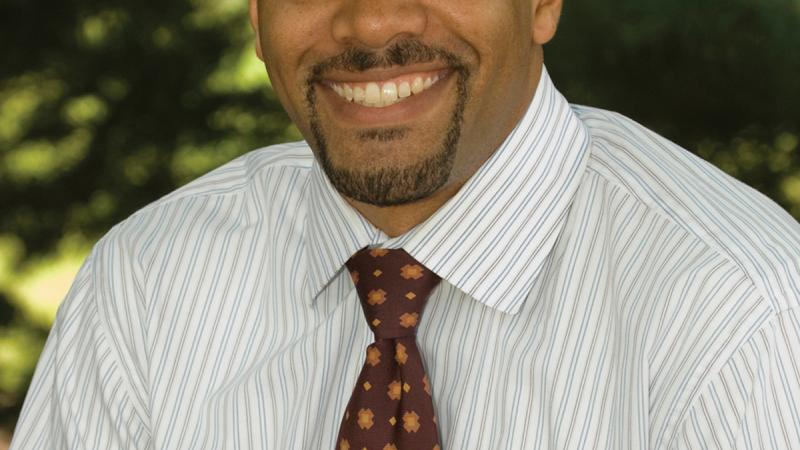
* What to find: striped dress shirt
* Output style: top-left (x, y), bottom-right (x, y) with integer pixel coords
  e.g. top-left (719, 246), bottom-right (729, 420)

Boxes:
top-left (11, 66), bottom-right (800, 449)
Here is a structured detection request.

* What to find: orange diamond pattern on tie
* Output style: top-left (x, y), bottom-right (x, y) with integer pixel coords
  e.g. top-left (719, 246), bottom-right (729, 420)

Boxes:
top-left (336, 247), bottom-right (443, 450)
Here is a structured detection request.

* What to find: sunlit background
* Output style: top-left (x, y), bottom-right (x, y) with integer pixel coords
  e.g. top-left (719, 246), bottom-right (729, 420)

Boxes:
top-left (1, 0), bottom-right (799, 446)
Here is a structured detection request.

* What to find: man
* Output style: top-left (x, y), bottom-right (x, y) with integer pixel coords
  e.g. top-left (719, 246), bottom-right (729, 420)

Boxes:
top-left (10, 0), bottom-right (800, 448)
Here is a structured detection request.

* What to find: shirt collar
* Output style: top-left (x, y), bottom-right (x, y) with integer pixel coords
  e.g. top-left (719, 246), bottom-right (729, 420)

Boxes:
top-left (303, 65), bottom-right (591, 315)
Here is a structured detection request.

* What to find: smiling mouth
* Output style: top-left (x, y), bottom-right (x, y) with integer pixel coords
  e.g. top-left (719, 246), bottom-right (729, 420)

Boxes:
top-left (323, 69), bottom-right (448, 108)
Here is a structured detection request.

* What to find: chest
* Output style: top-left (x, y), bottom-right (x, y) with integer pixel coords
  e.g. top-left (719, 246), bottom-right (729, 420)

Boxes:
top-left (148, 278), bottom-right (652, 449)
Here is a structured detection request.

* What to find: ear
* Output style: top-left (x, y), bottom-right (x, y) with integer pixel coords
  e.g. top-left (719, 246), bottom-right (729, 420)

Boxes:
top-left (531, 0), bottom-right (563, 45)
top-left (249, 0), bottom-right (264, 61)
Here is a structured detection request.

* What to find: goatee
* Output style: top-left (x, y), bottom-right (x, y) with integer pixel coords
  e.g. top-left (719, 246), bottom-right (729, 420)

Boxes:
top-left (305, 39), bottom-right (471, 207)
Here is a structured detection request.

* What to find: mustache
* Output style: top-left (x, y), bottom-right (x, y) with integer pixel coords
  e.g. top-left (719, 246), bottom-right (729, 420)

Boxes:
top-left (307, 39), bottom-right (468, 84)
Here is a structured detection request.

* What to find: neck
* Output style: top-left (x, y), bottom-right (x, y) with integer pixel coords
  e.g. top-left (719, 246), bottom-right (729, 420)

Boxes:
top-left (344, 179), bottom-right (466, 238)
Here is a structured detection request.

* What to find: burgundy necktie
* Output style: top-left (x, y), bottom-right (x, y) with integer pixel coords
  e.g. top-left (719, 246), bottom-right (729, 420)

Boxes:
top-left (335, 247), bottom-right (442, 450)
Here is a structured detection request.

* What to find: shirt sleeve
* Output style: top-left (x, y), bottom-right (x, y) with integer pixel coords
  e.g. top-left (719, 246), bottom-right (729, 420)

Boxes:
top-left (669, 307), bottom-right (800, 449)
top-left (10, 236), bottom-right (152, 449)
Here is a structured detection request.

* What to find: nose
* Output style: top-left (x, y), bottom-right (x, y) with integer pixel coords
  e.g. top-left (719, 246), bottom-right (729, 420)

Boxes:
top-left (331, 0), bottom-right (427, 49)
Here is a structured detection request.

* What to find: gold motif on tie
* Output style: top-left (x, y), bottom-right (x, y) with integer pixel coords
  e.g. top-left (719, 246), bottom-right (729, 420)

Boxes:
top-left (398, 312), bottom-right (419, 328)
top-left (357, 408), bottom-right (375, 430)
top-left (394, 342), bottom-right (408, 365)
top-left (367, 289), bottom-right (387, 305)
top-left (400, 264), bottom-right (424, 280)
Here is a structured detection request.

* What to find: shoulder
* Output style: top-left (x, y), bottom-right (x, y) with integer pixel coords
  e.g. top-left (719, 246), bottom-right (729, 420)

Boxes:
top-left (567, 106), bottom-right (800, 446)
top-left (571, 104), bottom-right (800, 314)
top-left (146, 140), bottom-right (314, 208)
top-left (89, 141), bottom-right (314, 292)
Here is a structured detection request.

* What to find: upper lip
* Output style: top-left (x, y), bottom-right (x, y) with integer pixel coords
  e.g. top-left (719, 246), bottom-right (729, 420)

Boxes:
top-left (321, 63), bottom-right (450, 84)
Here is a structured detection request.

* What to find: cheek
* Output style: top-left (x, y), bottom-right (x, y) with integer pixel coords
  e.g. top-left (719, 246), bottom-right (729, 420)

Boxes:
top-left (436, 1), bottom-right (531, 71)
top-left (258, 28), bottom-right (311, 121)
top-left (259, 1), bottom-right (339, 68)
top-left (258, 3), bottom-right (341, 114)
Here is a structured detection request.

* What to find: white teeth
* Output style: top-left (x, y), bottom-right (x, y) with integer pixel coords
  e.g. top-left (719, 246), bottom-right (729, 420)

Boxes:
top-left (382, 82), bottom-right (398, 103)
top-left (411, 77), bottom-right (424, 94)
top-left (365, 82), bottom-right (381, 104)
top-left (398, 82), bottom-right (411, 98)
top-left (353, 86), bottom-right (365, 102)
top-left (330, 73), bottom-right (442, 107)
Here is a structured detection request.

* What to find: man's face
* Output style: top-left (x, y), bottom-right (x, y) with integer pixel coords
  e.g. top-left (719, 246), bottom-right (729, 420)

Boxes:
top-left (251, 0), bottom-right (559, 206)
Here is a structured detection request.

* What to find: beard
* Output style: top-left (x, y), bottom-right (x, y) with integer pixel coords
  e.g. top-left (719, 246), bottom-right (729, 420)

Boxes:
top-left (305, 40), bottom-right (471, 207)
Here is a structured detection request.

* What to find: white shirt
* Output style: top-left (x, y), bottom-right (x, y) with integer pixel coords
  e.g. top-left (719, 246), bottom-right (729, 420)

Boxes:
top-left (11, 66), bottom-right (800, 449)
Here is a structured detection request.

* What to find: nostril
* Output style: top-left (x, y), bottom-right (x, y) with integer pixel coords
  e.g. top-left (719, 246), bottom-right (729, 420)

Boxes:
top-left (331, 2), bottom-right (428, 49)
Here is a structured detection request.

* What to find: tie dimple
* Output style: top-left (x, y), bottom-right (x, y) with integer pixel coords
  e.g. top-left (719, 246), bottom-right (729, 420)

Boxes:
top-left (335, 247), bottom-right (443, 450)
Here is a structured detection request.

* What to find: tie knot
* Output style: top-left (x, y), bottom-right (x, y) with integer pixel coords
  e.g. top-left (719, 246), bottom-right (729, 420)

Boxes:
top-left (346, 247), bottom-right (441, 339)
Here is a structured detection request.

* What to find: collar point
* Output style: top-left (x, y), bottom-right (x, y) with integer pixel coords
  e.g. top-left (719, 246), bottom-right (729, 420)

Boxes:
top-left (463, 288), bottom-right (527, 316)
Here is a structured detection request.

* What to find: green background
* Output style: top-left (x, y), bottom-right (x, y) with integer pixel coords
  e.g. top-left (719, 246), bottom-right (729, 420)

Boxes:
top-left (1, 0), bottom-right (798, 443)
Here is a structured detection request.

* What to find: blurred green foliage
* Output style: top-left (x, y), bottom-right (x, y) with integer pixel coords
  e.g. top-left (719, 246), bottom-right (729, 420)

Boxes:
top-left (0, 0), bottom-right (798, 439)
top-left (549, 0), bottom-right (800, 214)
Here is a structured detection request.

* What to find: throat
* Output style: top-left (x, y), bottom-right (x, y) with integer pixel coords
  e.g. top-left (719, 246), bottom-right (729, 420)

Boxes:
top-left (345, 180), bottom-right (465, 238)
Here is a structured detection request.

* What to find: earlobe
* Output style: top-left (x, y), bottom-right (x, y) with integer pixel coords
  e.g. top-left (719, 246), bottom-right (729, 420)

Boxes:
top-left (531, 0), bottom-right (563, 45)
top-left (254, 34), bottom-right (264, 62)
top-left (248, 0), bottom-right (264, 61)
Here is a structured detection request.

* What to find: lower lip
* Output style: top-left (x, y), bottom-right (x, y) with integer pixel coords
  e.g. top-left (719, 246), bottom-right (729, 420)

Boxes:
top-left (318, 70), bottom-right (455, 128)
